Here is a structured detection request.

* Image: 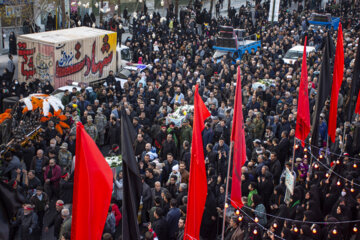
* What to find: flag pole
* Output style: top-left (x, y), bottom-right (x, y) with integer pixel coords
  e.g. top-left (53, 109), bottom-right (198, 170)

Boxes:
top-left (221, 141), bottom-right (234, 240)
top-left (291, 137), bottom-right (297, 174)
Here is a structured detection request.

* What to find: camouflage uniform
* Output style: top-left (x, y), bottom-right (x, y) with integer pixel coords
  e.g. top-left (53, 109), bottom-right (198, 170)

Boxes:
top-left (58, 149), bottom-right (72, 170)
top-left (84, 123), bottom-right (98, 141)
top-left (94, 112), bottom-right (107, 146)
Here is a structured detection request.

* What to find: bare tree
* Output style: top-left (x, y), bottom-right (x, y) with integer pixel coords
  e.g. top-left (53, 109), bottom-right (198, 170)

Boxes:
top-left (209, 0), bottom-right (214, 18)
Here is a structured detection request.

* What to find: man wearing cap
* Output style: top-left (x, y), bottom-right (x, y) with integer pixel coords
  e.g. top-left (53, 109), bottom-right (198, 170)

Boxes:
top-left (84, 115), bottom-right (98, 141)
top-left (94, 107), bottom-right (107, 146)
top-left (58, 143), bottom-right (72, 171)
top-left (45, 200), bottom-right (65, 238)
top-left (30, 186), bottom-right (49, 234)
top-left (59, 208), bottom-right (72, 240)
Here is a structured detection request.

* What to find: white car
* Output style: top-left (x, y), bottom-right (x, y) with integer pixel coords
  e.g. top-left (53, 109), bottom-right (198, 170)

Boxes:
top-left (51, 82), bottom-right (93, 100)
top-left (283, 45), bottom-right (316, 65)
top-left (104, 64), bottom-right (152, 88)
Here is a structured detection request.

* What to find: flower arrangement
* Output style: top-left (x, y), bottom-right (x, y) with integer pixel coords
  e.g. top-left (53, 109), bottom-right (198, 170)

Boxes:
top-left (106, 155), bottom-right (122, 168)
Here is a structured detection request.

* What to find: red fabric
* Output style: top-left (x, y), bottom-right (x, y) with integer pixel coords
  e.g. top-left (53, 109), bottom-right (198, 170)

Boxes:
top-left (111, 204), bottom-right (122, 226)
top-left (184, 85), bottom-right (210, 240)
top-left (230, 66), bottom-right (247, 209)
top-left (328, 23), bottom-right (344, 142)
top-left (295, 36), bottom-right (311, 147)
top-left (355, 90), bottom-right (360, 115)
top-left (71, 122), bottom-right (113, 240)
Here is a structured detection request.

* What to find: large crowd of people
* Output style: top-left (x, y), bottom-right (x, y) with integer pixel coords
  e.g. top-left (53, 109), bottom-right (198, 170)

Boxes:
top-left (1, 0), bottom-right (360, 240)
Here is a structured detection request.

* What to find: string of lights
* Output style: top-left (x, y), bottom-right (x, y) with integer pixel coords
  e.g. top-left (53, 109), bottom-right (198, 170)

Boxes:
top-left (228, 198), bottom-right (286, 240)
top-left (301, 141), bottom-right (360, 162)
top-left (229, 198), bottom-right (359, 236)
top-left (306, 149), bottom-right (360, 187)
top-left (240, 205), bottom-right (360, 225)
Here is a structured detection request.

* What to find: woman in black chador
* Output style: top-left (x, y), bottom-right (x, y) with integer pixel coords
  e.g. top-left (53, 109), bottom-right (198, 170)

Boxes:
top-left (9, 32), bottom-right (17, 55)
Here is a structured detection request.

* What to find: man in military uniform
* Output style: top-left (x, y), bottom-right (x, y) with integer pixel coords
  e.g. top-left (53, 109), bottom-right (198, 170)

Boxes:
top-left (84, 115), bottom-right (98, 141)
top-left (94, 108), bottom-right (107, 146)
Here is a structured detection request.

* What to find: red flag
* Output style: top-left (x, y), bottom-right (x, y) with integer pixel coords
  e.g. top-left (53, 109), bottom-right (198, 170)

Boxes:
top-left (355, 90), bottom-right (360, 115)
top-left (72, 122), bottom-right (113, 240)
top-left (295, 36), bottom-right (311, 146)
top-left (184, 85), bottom-right (210, 240)
top-left (328, 23), bottom-right (344, 142)
top-left (230, 66), bottom-right (246, 209)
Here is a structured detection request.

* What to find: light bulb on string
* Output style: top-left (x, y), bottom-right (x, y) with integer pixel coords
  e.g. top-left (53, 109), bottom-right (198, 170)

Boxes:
top-left (354, 163), bottom-right (358, 168)
top-left (225, 203), bottom-right (229, 208)
top-left (337, 180), bottom-right (341, 186)
top-left (295, 144), bottom-right (299, 149)
top-left (273, 223), bottom-right (278, 228)
top-left (294, 227), bottom-right (299, 233)
top-left (238, 215), bottom-right (243, 221)
top-left (253, 229), bottom-right (258, 235)
top-left (304, 154), bottom-right (308, 159)
top-left (325, 173), bottom-right (329, 178)
top-left (304, 148), bottom-right (308, 152)
top-left (353, 226), bottom-right (358, 233)
top-left (161, 0), bottom-right (164, 6)
top-left (312, 228), bottom-right (317, 234)
top-left (336, 159), bottom-right (340, 165)
top-left (351, 188), bottom-right (355, 193)
top-left (332, 229), bottom-right (337, 235)
top-left (319, 154), bottom-right (324, 159)
top-left (235, 209), bottom-right (240, 215)
top-left (254, 217), bottom-right (259, 223)
top-left (314, 163), bottom-right (319, 169)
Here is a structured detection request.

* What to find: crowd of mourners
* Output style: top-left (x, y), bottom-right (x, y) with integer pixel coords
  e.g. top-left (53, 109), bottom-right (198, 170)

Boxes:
top-left (1, 0), bottom-right (360, 239)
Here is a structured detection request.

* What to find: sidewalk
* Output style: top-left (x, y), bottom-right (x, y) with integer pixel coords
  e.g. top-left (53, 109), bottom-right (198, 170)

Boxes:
top-left (0, 54), bottom-right (18, 80)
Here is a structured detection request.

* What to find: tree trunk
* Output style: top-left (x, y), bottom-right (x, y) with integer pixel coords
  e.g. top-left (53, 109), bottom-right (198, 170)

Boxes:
top-left (100, 0), bottom-right (104, 23)
top-left (175, 0), bottom-right (179, 19)
top-left (118, 0), bottom-right (121, 16)
top-left (60, 0), bottom-right (66, 28)
top-left (209, 0), bottom-right (214, 18)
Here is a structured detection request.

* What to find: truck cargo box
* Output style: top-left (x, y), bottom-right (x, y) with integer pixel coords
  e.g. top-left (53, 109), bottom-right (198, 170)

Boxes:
top-left (17, 27), bottom-right (117, 89)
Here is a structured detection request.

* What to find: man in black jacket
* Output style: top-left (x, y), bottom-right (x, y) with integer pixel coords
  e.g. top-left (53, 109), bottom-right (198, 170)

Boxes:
top-left (269, 152), bottom-right (282, 185)
top-left (44, 200), bottom-right (64, 238)
top-left (152, 207), bottom-right (168, 240)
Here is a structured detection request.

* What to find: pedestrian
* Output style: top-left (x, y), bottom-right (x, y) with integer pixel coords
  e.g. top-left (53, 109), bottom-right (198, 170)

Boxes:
top-left (9, 32), bottom-right (17, 55)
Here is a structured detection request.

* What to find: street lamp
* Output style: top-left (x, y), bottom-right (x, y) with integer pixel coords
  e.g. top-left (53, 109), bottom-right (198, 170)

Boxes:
top-left (160, 0), bottom-right (164, 6)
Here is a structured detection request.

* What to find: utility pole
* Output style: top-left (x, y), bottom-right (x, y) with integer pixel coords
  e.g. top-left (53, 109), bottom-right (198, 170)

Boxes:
top-left (0, 20), bottom-right (3, 55)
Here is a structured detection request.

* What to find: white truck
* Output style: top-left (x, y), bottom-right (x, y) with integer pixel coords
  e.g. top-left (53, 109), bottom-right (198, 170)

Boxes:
top-left (17, 27), bottom-right (131, 89)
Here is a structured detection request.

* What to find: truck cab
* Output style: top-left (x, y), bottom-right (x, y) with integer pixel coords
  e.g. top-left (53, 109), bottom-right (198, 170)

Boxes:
top-left (116, 45), bottom-right (132, 73)
top-left (213, 26), bottom-right (261, 63)
top-left (308, 13), bottom-right (340, 30)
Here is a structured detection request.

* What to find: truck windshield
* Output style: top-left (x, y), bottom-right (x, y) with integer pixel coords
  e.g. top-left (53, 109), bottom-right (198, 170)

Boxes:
top-left (213, 50), bottom-right (228, 59)
top-left (284, 50), bottom-right (302, 59)
top-left (121, 49), bottom-right (131, 61)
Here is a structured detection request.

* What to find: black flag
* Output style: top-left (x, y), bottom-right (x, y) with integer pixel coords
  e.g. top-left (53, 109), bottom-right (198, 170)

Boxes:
top-left (0, 180), bottom-right (25, 240)
top-left (345, 38), bottom-right (360, 121)
top-left (311, 35), bottom-right (334, 154)
top-left (121, 110), bottom-right (142, 240)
